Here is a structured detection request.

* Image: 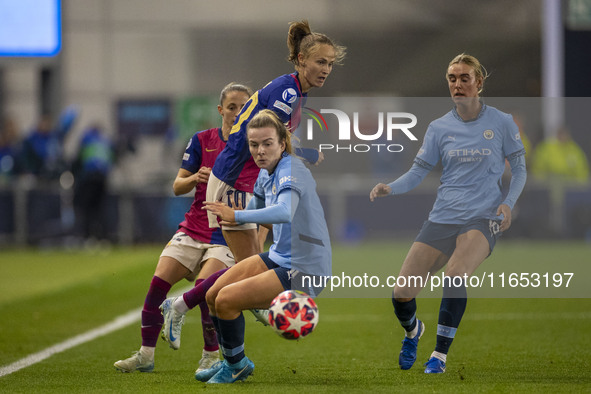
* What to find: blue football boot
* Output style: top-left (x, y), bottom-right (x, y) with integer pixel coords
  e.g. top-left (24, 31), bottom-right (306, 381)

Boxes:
top-left (424, 356), bottom-right (446, 373)
top-left (399, 320), bottom-right (425, 370)
top-left (195, 360), bottom-right (223, 382)
top-left (207, 357), bottom-right (255, 384)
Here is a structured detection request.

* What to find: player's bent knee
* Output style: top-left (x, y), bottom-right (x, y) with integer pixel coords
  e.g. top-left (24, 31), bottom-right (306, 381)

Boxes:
top-left (214, 287), bottom-right (239, 316)
top-left (445, 263), bottom-right (476, 278)
top-left (205, 287), bottom-right (219, 312)
top-left (393, 286), bottom-right (415, 301)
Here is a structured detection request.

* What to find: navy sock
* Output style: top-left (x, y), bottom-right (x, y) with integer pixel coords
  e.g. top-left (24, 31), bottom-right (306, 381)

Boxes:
top-left (211, 315), bottom-right (222, 347)
top-left (217, 314), bottom-right (246, 364)
top-left (392, 297), bottom-right (417, 333)
top-left (435, 277), bottom-right (467, 354)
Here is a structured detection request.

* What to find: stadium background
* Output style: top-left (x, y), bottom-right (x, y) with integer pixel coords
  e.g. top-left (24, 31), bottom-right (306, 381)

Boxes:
top-left (1, 0), bottom-right (590, 245)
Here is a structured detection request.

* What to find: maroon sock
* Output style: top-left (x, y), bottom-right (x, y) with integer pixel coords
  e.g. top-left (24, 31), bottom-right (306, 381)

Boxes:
top-left (191, 279), bottom-right (219, 351)
top-left (182, 268), bottom-right (229, 310)
top-left (141, 276), bottom-right (171, 347)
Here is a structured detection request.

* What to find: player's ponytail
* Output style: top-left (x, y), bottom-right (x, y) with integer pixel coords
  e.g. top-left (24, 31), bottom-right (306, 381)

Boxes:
top-left (287, 20), bottom-right (312, 65)
top-left (287, 20), bottom-right (346, 69)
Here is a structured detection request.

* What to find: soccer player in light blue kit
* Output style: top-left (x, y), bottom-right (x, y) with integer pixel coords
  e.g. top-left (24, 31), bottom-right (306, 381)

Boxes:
top-left (198, 109), bottom-right (331, 384)
top-left (370, 54), bottom-right (527, 374)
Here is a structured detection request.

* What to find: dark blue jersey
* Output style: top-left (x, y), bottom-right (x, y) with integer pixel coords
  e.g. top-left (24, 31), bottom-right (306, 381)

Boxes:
top-left (211, 73), bottom-right (306, 192)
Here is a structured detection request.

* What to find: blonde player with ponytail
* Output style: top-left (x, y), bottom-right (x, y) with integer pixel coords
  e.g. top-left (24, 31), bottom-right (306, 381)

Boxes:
top-left (205, 20), bottom-right (345, 265)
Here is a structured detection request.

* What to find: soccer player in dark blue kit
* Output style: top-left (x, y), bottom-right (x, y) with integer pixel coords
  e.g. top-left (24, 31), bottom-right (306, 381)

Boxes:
top-left (370, 54), bottom-right (527, 373)
top-left (206, 20), bottom-right (345, 265)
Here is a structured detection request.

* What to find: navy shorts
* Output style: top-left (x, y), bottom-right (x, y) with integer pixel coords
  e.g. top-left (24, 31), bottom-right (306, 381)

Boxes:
top-left (415, 219), bottom-right (501, 257)
top-left (259, 252), bottom-right (325, 297)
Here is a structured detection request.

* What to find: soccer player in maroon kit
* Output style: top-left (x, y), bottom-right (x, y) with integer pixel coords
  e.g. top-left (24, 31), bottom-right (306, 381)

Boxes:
top-left (114, 83), bottom-right (253, 373)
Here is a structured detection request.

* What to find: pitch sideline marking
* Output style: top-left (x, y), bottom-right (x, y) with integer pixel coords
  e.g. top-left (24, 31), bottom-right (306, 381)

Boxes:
top-left (0, 286), bottom-right (192, 378)
top-left (2, 300), bottom-right (590, 377)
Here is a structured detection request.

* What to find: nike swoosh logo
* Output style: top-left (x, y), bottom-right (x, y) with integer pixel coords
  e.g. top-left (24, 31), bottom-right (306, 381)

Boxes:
top-left (169, 323), bottom-right (176, 342)
top-left (231, 366), bottom-right (248, 379)
top-left (206, 148), bottom-right (218, 152)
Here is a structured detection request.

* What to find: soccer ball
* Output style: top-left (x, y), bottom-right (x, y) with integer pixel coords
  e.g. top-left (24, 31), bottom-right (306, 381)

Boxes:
top-left (268, 290), bottom-right (319, 340)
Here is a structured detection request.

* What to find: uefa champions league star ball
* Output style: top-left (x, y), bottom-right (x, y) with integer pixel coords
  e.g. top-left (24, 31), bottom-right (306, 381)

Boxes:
top-left (268, 290), bottom-right (319, 340)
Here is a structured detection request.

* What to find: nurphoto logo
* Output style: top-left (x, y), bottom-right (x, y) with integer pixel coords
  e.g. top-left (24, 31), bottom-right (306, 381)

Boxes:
top-left (303, 107), bottom-right (418, 153)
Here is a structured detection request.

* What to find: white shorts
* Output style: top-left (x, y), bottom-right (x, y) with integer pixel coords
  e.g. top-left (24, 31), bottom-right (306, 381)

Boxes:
top-left (206, 173), bottom-right (257, 231)
top-left (160, 232), bottom-right (235, 274)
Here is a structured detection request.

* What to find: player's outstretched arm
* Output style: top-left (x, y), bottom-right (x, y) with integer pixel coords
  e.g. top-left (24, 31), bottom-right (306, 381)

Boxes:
top-left (370, 163), bottom-right (430, 202)
top-left (370, 183), bottom-right (392, 201)
top-left (203, 201), bottom-right (236, 222)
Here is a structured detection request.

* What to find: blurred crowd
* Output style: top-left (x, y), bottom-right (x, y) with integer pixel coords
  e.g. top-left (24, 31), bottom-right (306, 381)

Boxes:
top-left (2, 109), bottom-right (589, 187)
top-left (530, 126), bottom-right (589, 183)
top-left (505, 114), bottom-right (590, 184)
top-left (0, 108), bottom-right (116, 242)
top-left (0, 107), bottom-right (590, 245)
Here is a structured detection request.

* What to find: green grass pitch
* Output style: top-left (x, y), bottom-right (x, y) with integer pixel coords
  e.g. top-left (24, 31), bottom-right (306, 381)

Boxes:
top-left (0, 241), bottom-right (590, 393)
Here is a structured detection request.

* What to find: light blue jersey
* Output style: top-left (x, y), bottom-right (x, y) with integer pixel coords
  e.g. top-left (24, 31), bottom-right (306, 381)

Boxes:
top-left (415, 104), bottom-right (525, 224)
top-left (251, 155), bottom-right (331, 277)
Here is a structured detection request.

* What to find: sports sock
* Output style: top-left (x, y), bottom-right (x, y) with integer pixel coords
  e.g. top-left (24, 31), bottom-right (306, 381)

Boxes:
top-left (435, 277), bottom-right (467, 355)
top-left (139, 346), bottom-right (155, 360)
top-left (141, 276), bottom-right (171, 347)
top-left (193, 279), bottom-right (219, 351)
top-left (182, 268), bottom-right (229, 309)
top-left (217, 313), bottom-right (246, 364)
top-left (393, 297), bottom-right (418, 336)
top-left (172, 295), bottom-right (190, 314)
top-left (211, 315), bottom-right (222, 346)
top-left (407, 323), bottom-right (419, 338)
top-left (430, 351), bottom-right (447, 363)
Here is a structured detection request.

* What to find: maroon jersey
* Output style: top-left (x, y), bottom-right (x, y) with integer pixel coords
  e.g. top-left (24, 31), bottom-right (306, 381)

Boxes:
top-left (178, 127), bottom-right (227, 245)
